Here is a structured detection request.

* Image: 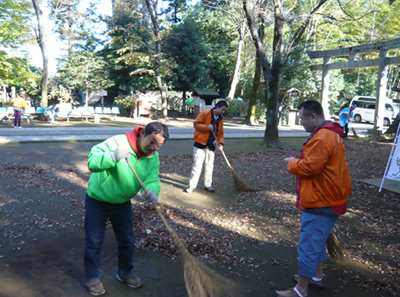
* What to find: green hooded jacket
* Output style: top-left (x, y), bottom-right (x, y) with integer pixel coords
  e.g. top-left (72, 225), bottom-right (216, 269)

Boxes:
top-left (87, 134), bottom-right (161, 203)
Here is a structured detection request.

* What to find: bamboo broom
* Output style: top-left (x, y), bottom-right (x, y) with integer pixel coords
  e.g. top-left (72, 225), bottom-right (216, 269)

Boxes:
top-left (327, 231), bottom-right (344, 258)
top-left (211, 130), bottom-right (258, 192)
top-left (114, 139), bottom-right (238, 297)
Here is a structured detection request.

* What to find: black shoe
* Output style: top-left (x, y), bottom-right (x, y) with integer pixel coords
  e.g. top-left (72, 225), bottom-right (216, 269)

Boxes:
top-left (204, 186), bottom-right (215, 192)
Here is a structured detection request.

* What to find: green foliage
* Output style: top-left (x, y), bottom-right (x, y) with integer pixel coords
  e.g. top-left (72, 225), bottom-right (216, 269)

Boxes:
top-left (48, 0), bottom-right (81, 52)
top-left (0, 0), bottom-right (34, 48)
top-left (167, 95), bottom-right (183, 111)
top-left (104, 0), bottom-right (155, 98)
top-left (224, 97), bottom-right (266, 121)
top-left (0, 50), bottom-right (41, 94)
top-left (332, 68), bottom-right (377, 114)
top-left (162, 0), bottom-right (187, 23)
top-left (114, 94), bottom-right (137, 117)
top-left (58, 51), bottom-right (114, 92)
top-left (163, 14), bottom-right (212, 95)
top-left (189, 6), bottom-right (237, 97)
top-left (281, 49), bottom-right (320, 109)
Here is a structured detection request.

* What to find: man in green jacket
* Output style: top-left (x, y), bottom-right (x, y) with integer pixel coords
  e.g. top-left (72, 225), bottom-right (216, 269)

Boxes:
top-left (84, 122), bottom-right (169, 296)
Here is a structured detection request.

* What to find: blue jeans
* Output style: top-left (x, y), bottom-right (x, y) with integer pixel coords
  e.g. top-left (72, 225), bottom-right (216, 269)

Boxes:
top-left (297, 212), bottom-right (337, 278)
top-left (84, 194), bottom-right (134, 281)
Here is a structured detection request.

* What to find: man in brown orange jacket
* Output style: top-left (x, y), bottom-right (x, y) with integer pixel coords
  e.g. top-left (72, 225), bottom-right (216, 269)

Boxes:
top-left (185, 100), bottom-right (228, 193)
top-left (275, 100), bottom-right (352, 297)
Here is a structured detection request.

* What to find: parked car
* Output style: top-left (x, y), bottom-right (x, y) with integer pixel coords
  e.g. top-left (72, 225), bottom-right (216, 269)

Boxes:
top-left (349, 96), bottom-right (395, 126)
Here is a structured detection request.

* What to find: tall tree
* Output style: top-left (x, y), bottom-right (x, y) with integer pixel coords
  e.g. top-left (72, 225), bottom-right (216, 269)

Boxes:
top-left (144, 0), bottom-right (168, 117)
top-left (48, 0), bottom-right (80, 56)
top-left (227, 20), bottom-right (246, 100)
top-left (243, 0), bottom-right (328, 146)
top-left (203, 0), bottom-right (249, 100)
top-left (107, 0), bottom-right (155, 100)
top-left (32, 0), bottom-right (49, 108)
top-left (58, 51), bottom-right (114, 107)
top-left (163, 16), bottom-right (212, 102)
top-left (190, 5), bottom-right (237, 96)
top-left (245, 20), bottom-right (264, 125)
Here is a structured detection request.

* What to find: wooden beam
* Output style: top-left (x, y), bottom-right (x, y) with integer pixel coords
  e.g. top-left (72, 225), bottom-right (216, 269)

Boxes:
top-left (311, 56), bottom-right (400, 71)
top-left (308, 38), bottom-right (400, 59)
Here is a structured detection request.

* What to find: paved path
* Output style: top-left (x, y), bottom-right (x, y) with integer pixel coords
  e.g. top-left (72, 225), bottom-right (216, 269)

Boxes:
top-left (0, 122), bottom-right (380, 144)
top-left (0, 125), bottom-right (311, 143)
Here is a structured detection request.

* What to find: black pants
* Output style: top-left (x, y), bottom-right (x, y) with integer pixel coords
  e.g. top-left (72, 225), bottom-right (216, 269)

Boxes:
top-left (343, 124), bottom-right (349, 138)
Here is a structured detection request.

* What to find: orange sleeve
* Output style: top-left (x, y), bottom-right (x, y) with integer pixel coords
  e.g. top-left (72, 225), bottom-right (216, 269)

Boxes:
top-left (193, 111), bottom-right (210, 132)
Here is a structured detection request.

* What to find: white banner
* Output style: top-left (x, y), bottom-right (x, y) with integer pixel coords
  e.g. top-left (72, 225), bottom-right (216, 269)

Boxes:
top-left (379, 123), bottom-right (400, 191)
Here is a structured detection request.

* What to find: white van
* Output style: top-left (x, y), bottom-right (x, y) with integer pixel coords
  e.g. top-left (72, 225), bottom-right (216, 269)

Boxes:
top-left (349, 96), bottom-right (395, 126)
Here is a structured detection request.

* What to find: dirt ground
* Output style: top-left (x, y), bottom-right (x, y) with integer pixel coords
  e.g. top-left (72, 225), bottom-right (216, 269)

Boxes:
top-left (0, 137), bottom-right (399, 297)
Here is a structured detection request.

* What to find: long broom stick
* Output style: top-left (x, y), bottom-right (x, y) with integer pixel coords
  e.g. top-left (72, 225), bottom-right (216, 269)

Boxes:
top-left (114, 139), bottom-right (237, 297)
top-left (211, 130), bottom-right (257, 191)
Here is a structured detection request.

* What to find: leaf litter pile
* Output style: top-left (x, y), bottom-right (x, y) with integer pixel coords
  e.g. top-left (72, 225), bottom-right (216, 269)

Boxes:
top-left (0, 140), bottom-right (399, 296)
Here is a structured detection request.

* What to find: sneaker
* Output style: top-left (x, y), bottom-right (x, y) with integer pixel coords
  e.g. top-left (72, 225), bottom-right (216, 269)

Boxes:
top-left (85, 279), bottom-right (105, 296)
top-left (204, 186), bottom-right (215, 192)
top-left (18, 126), bottom-right (22, 128)
top-left (184, 187), bottom-right (194, 193)
top-left (116, 273), bottom-right (142, 288)
top-left (14, 126), bottom-right (17, 128)
top-left (293, 274), bottom-right (324, 288)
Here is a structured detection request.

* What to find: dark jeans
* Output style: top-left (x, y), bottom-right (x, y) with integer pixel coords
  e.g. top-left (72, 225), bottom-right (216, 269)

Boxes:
top-left (84, 194), bottom-right (134, 281)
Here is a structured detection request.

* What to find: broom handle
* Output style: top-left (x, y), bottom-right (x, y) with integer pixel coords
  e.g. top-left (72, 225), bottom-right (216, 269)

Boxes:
top-left (113, 138), bottom-right (189, 255)
top-left (211, 129), bottom-right (234, 170)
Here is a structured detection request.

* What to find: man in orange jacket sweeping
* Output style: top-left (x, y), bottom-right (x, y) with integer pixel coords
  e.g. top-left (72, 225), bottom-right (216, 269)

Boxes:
top-left (185, 100), bottom-right (228, 193)
top-left (276, 100), bottom-right (352, 297)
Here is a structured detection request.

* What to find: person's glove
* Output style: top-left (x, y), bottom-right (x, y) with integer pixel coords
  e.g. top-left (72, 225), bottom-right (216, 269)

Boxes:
top-left (213, 140), bottom-right (223, 151)
top-left (144, 189), bottom-right (158, 203)
top-left (112, 146), bottom-right (131, 162)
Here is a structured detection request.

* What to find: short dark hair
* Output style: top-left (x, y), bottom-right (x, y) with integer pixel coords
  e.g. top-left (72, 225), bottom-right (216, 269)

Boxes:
top-left (144, 122), bottom-right (169, 141)
top-left (215, 100), bottom-right (228, 108)
top-left (298, 100), bottom-right (324, 118)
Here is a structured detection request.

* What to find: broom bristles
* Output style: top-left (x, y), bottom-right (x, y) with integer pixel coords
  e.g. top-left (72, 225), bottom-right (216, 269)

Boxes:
top-left (327, 231), bottom-right (344, 258)
top-left (229, 167), bottom-right (258, 192)
top-left (183, 252), bottom-right (240, 297)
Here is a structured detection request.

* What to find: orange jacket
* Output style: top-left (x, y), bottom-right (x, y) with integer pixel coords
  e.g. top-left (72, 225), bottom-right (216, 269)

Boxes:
top-left (193, 109), bottom-right (224, 146)
top-left (288, 122), bottom-right (352, 209)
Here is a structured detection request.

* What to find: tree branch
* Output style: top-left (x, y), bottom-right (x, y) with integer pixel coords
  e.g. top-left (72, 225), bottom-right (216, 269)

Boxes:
top-left (283, 0), bottom-right (328, 65)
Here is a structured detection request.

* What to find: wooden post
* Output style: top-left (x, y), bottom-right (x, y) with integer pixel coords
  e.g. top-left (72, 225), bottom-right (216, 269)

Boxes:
top-left (374, 49), bottom-right (389, 131)
top-left (320, 57), bottom-right (331, 119)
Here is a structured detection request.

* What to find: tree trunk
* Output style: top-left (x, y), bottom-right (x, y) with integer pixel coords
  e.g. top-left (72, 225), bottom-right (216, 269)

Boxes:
top-left (182, 91), bottom-right (186, 113)
top-left (245, 22), bottom-right (264, 126)
top-left (243, 0), bottom-right (278, 145)
top-left (32, 0), bottom-right (49, 108)
top-left (228, 21), bottom-right (246, 100)
top-left (263, 0), bottom-right (284, 146)
top-left (144, 0), bottom-right (168, 118)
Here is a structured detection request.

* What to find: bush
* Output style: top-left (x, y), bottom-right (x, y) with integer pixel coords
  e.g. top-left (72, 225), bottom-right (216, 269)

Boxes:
top-left (114, 94), bottom-right (137, 117)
